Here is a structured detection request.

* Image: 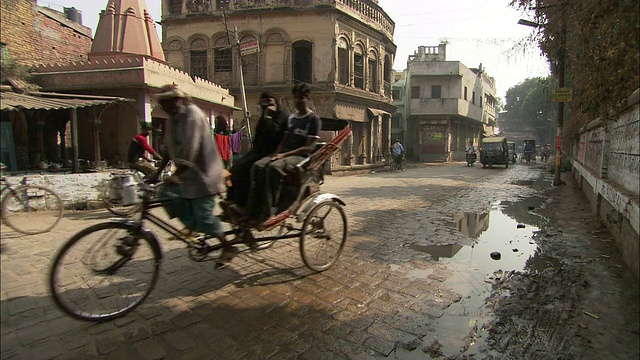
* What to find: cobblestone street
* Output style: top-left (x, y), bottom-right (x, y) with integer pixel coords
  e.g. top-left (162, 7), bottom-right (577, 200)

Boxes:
top-left (1, 162), bottom-right (636, 359)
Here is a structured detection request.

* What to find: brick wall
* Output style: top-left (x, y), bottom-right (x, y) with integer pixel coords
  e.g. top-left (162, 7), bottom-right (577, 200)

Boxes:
top-left (0, 0), bottom-right (91, 67)
top-left (1, 0), bottom-right (41, 66)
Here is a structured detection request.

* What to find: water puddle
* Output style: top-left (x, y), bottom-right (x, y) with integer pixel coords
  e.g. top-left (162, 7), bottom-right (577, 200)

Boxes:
top-left (398, 200), bottom-right (561, 358)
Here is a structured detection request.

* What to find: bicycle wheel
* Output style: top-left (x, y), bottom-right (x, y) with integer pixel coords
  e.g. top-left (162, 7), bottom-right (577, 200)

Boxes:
top-left (1, 185), bottom-right (63, 234)
top-left (299, 201), bottom-right (347, 272)
top-left (49, 222), bottom-right (160, 321)
top-left (102, 177), bottom-right (141, 217)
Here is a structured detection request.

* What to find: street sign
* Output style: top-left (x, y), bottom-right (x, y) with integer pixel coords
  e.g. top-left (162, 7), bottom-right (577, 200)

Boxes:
top-left (552, 88), bottom-right (572, 102)
top-left (239, 40), bottom-right (260, 56)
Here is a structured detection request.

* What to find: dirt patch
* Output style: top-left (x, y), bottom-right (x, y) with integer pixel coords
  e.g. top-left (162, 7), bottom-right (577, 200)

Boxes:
top-left (486, 171), bottom-right (640, 359)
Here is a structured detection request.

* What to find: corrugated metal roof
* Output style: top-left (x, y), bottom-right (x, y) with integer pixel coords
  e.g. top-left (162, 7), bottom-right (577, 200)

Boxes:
top-left (1, 91), bottom-right (133, 111)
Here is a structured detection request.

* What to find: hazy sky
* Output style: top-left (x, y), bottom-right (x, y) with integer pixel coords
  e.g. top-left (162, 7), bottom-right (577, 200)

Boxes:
top-left (38, 0), bottom-right (550, 99)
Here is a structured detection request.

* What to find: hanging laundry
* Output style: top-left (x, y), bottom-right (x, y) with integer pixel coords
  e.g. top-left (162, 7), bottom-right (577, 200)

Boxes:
top-left (230, 131), bottom-right (243, 154)
top-left (215, 133), bottom-right (231, 161)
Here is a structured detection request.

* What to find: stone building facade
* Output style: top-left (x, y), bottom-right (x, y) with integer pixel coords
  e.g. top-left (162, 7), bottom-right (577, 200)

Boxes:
top-left (394, 44), bottom-right (498, 162)
top-left (160, 0), bottom-right (396, 167)
top-left (0, 1), bottom-right (91, 66)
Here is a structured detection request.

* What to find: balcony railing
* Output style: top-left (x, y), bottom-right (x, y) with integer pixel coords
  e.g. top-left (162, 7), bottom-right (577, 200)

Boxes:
top-left (335, 0), bottom-right (394, 39)
top-left (409, 98), bottom-right (483, 121)
top-left (172, 0), bottom-right (395, 39)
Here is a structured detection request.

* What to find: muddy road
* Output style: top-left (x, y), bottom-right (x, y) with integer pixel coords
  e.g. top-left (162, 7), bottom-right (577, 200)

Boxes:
top-left (1, 161), bottom-right (637, 359)
top-left (323, 161), bottom-right (639, 359)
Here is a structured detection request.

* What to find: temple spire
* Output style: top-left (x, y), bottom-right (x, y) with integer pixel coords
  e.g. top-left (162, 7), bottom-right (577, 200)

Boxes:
top-left (90, 0), bottom-right (165, 62)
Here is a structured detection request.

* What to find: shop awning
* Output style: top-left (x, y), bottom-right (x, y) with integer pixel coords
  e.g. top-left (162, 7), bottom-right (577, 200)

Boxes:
top-left (1, 90), bottom-right (132, 111)
top-left (334, 103), bottom-right (366, 122)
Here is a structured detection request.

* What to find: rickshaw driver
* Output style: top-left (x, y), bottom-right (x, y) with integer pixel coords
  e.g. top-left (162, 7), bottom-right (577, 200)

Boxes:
top-left (152, 84), bottom-right (238, 268)
top-left (244, 83), bottom-right (322, 225)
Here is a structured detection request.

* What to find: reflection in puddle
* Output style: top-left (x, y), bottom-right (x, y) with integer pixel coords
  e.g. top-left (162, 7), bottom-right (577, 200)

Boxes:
top-left (453, 211), bottom-right (490, 238)
top-left (409, 244), bottom-right (463, 261)
top-left (406, 202), bottom-right (561, 358)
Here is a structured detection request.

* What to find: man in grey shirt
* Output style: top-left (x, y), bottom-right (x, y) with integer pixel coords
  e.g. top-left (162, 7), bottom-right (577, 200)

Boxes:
top-left (155, 84), bottom-right (236, 267)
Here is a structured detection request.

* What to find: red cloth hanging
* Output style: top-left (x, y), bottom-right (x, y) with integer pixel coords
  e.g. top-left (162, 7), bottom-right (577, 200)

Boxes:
top-left (215, 133), bottom-right (231, 161)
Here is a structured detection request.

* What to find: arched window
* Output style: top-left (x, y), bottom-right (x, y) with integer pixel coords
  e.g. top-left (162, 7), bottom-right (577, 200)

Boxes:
top-left (337, 38), bottom-right (349, 85)
top-left (384, 54), bottom-right (392, 97)
top-left (368, 50), bottom-right (378, 93)
top-left (189, 37), bottom-right (208, 80)
top-left (292, 40), bottom-right (312, 84)
top-left (353, 45), bottom-right (364, 89)
top-left (240, 35), bottom-right (258, 85)
top-left (190, 51), bottom-right (208, 80)
top-left (384, 54), bottom-right (391, 83)
top-left (265, 32), bottom-right (286, 83)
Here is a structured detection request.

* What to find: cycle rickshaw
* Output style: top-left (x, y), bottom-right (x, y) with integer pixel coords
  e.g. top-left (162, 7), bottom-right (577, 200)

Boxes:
top-left (49, 120), bottom-right (352, 321)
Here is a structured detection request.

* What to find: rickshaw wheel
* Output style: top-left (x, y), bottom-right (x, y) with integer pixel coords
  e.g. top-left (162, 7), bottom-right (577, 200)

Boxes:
top-left (300, 200), bottom-right (347, 272)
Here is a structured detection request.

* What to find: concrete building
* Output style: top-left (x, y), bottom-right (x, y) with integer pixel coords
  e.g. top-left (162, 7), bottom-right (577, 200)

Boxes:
top-left (160, 0), bottom-right (397, 167)
top-left (391, 70), bottom-right (406, 144)
top-left (394, 43), bottom-right (498, 162)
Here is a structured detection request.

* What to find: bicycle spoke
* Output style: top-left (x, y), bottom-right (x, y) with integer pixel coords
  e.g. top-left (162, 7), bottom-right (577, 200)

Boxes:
top-left (50, 223), bottom-right (159, 321)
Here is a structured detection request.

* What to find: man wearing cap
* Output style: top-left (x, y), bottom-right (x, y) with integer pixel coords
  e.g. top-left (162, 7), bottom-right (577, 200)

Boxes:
top-left (127, 121), bottom-right (162, 176)
top-left (154, 84), bottom-right (236, 267)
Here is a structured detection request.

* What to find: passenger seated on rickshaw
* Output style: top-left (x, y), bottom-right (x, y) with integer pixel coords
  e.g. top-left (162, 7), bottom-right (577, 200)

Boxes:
top-left (240, 83), bottom-right (322, 225)
top-left (226, 92), bottom-right (289, 209)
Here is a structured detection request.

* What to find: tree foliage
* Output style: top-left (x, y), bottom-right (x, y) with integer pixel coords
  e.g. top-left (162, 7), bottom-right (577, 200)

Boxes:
top-left (501, 77), bottom-right (557, 145)
top-left (510, 0), bottom-right (639, 143)
top-left (0, 56), bottom-right (39, 92)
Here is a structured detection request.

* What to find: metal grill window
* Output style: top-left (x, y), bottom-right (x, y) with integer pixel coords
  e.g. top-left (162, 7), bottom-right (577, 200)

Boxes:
top-left (214, 48), bottom-right (232, 72)
top-left (190, 51), bottom-right (208, 80)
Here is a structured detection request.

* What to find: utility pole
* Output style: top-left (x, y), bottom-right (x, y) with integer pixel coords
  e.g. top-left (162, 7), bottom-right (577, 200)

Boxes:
top-left (221, 10), bottom-right (252, 144)
top-left (232, 25), bottom-right (252, 144)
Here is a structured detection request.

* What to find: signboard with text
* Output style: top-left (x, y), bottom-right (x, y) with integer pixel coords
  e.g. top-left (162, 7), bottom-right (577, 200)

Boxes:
top-left (552, 88), bottom-right (573, 102)
top-left (239, 40), bottom-right (260, 56)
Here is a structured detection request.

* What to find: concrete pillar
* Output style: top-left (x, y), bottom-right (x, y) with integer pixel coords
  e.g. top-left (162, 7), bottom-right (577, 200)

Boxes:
top-left (138, 92), bottom-right (153, 147)
top-left (70, 108), bottom-right (79, 173)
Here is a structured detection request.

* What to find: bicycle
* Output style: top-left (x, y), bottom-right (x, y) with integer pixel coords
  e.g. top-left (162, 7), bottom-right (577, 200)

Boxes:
top-left (389, 154), bottom-right (404, 171)
top-left (0, 163), bottom-right (64, 235)
top-left (49, 123), bottom-right (351, 322)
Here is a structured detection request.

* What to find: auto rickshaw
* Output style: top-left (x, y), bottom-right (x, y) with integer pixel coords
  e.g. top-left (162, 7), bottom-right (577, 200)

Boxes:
top-left (507, 141), bottom-right (517, 164)
top-left (480, 136), bottom-right (509, 168)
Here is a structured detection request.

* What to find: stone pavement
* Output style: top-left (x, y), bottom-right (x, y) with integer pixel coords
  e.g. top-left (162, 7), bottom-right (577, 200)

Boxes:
top-left (0, 162), bottom-right (576, 359)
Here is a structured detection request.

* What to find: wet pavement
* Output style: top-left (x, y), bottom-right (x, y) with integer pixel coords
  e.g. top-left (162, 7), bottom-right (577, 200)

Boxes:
top-left (1, 161), bottom-right (636, 359)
